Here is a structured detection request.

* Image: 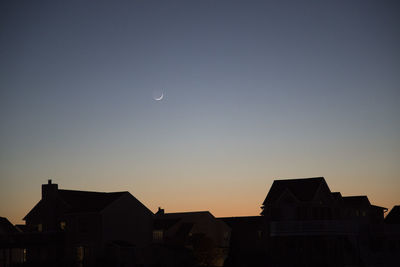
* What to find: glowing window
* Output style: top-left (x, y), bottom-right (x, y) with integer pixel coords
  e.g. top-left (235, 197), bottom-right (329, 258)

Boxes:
top-left (38, 224), bottom-right (43, 232)
top-left (76, 246), bottom-right (84, 261)
top-left (153, 230), bottom-right (163, 242)
top-left (60, 221), bottom-right (66, 230)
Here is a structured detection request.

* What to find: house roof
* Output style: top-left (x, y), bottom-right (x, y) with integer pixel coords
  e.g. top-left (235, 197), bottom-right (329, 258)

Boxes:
top-left (342, 196), bottom-right (371, 207)
top-left (0, 217), bottom-right (18, 234)
top-left (158, 211), bottom-right (213, 220)
top-left (385, 206), bottom-right (400, 224)
top-left (24, 190), bottom-right (127, 220)
top-left (262, 177), bottom-right (327, 205)
top-left (219, 216), bottom-right (264, 228)
top-left (58, 189), bottom-right (127, 213)
top-left (331, 192), bottom-right (342, 199)
top-left (154, 211), bottom-right (214, 230)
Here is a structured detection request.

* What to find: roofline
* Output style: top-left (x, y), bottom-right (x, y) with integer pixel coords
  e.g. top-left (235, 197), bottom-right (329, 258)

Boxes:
top-left (217, 215), bottom-right (262, 219)
top-left (342, 195), bottom-right (369, 198)
top-left (23, 200), bottom-right (42, 221)
top-left (371, 205), bottom-right (388, 211)
top-left (164, 211), bottom-right (211, 214)
top-left (58, 189), bottom-right (129, 194)
top-left (101, 191), bottom-right (155, 215)
top-left (272, 177), bottom-right (325, 182)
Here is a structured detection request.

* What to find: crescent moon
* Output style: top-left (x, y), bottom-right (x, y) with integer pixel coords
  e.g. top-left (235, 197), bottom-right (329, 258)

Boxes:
top-left (154, 92), bottom-right (164, 101)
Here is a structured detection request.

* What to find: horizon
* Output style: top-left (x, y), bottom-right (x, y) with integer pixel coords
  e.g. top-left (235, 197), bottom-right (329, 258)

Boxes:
top-left (1, 0), bottom-right (399, 225)
top-left (3, 175), bottom-right (396, 225)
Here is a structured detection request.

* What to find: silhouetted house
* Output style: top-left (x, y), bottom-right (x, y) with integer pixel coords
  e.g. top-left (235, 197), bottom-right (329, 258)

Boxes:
top-left (22, 180), bottom-right (153, 266)
top-left (261, 177), bottom-right (335, 220)
top-left (260, 177), bottom-right (388, 266)
top-left (152, 210), bottom-right (230, 267)
top-left (0, 217), bottom-right (25, 266)
top-left (385, 205), bottom-right (400, 224)
top-left (219, 216), bottom-right (268, 267)
top-left (383, 206), bottom-right (400, 266)
top-left (342, 196), bottom-right (387, 224)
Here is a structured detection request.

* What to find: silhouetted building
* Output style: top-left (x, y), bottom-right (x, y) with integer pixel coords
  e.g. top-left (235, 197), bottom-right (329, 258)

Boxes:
top-left (152, 210), bottom-right (230, 267)
top-left (0, 217), bottom-right (25, 267)
top-left (383, 206), bottom-right (400, 266)
top-left (21, 180), bottom-right (154, 266)
top-left (259, 177), bottom-right (389, 267)
top-left (219, 216), bottom-right (268, 267)
top-left (2, 177), bottom-right (398, 266)
top-left (385, 206), bottom-right (400, 224)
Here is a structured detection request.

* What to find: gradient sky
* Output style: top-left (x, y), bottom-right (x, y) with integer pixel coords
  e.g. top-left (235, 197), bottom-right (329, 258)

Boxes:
top-left (1, 0), bottom-right (399, 224)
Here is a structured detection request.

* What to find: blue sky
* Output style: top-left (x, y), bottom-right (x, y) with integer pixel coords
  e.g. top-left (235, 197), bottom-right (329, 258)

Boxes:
top-left (1, 0), bottom-right (399, 223)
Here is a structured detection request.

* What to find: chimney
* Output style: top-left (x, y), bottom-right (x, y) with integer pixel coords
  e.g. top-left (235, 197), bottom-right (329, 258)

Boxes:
top-left (42, 179), bottom-right (58, 200)
top-left (156, 207), bottom-right (164, 215)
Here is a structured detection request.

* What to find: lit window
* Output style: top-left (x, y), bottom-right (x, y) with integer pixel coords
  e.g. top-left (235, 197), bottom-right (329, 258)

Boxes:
top-left (23, 249), bottom-right (27, 262)
top-left (362, 211), bottom-right (366, 217)
top-left (153, 230), bottom-right (163, 242)
top-left (38, 224), bottom-right (43, 232)
top-left (60, 221), bottom-right (66, 230)
top-left (76, 246), bottom-right (84, 262)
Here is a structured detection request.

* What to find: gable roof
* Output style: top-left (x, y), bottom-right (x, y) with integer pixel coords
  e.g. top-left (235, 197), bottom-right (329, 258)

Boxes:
top-left (331, 192), bottom-right (342, 199)
top-left (342, 196), bottom-right (371, 207)
top-left (58, 189), bottom-right (127, 213)
top-left (24, 190), bottom-right (127, 220)
top-left (262, 177), bottom-right (327, 205)
top-left (0, 217), bottom-right (18, 234)
top-left (385, 205), bottom-right (400, 224)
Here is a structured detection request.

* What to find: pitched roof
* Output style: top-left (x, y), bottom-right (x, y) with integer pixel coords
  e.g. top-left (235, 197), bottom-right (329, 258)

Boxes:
top-left (159, 211), bottom-right (213, 220)
top-left (342, 196), bottom-right (371, 207)
top-left (331, 192), bottom-right (342, 198)
top-left (262, 177), bottom-right (327, 205)
top-left (24, 190), bottom-right (127, 220)
top-left (385, 205), bottom-right (400, 224)
top-left (0, 217), bottom-right (18, 234)
top-left (58, 189), bottom-right (127, 213)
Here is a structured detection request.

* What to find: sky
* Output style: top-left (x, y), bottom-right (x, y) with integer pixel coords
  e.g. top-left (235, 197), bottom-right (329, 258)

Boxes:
top-left (1, 0), bottom-right (399, 224)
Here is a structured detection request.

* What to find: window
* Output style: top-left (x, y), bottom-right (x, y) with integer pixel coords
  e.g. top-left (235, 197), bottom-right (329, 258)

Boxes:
top-left (60, 221), bottom-right (66, 230)
top-left (76, 246), bottom-right (84, 262)
top-left (23, 249), bottom-right (27, 262)
top-left (38, 224), bottom-right (43, 232)
top-left (153, 230), bottom-right (163, 242)
top-left (257, 230), bottom-right (263, 239)
top-left (362, 211), bottom-right (366, 217)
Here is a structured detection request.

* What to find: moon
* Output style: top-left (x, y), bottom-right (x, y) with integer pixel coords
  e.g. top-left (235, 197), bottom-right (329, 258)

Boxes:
top-left (152, 90), bottom-right (164, 101)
